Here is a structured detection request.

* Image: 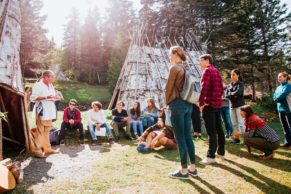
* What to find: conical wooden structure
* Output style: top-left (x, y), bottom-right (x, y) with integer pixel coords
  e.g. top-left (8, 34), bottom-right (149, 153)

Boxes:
top-left (108, 25), bottom-right (205, 110)
top-left (0, 0), bottom-right (30, 160)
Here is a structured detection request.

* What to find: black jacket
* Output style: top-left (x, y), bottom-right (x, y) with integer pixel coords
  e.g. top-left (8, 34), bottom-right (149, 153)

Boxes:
top-left (226, 81), bottom-right (245, 108)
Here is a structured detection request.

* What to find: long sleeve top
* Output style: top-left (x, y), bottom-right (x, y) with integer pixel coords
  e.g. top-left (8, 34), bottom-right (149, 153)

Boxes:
top-left (143, 107), bottom-right (159, 118)
top-left (63, 107), bottom-right (82, 126)
top-left (273, 81), bottom-right (291, 113)
top-left (165, 64), bottom-right (185, 105)
top-left (199, 65), bottom-right (224, 109)
top-left (226, 81), bottom-right (245, 108)
top-left (87, 109), bottom-right (106, 125)
top-left (30, 79), bottom-right (56, 120)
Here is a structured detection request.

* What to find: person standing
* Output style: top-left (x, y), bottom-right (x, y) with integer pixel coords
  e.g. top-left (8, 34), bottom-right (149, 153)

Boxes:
top-left (273, 72), bottom-right (291, 149)
top-left (221, 86), bottom-right (233, 138)
top-left (30, 70), bottom-right (59, 158)
top-left (199, 54), bottom-right (225, 165)
top-left (191, 104), bottom-right (202, 139)
top-left (226, 69), bottom-right (245, 143)
top-left (166, 46), bottom-right (197, 180)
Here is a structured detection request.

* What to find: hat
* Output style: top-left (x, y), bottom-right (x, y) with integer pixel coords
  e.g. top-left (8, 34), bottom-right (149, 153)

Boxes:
top-left (0, 164), bottom-right (16, 193)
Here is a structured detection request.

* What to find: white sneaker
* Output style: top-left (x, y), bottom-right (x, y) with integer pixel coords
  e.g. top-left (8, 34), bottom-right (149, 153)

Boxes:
top-left (199, 157), bottom-right (216, 165)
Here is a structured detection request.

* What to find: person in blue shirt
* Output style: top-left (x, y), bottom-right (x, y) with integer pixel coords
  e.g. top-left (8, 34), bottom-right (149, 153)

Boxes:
top-left (273, 72), bottom-right (291, 149)
top-left (142, 98), bottom-right (159, 129)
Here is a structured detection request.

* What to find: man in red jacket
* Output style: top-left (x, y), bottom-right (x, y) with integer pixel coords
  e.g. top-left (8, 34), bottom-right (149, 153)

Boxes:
top-left (59, 99), bottom-right (84, 144)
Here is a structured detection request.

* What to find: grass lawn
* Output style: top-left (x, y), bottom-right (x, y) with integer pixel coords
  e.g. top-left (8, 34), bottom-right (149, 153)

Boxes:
top-left (15, 111), bottom-right (291, 194)
top-left (25, 80), bottom-right (112, 106)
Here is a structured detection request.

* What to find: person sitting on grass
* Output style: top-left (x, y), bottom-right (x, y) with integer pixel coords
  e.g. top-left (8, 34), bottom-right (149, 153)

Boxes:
top-left (137, 109), bottom-right (177, 152)
top-left (111, 100), bottom-right (134, 142)
top-left (59, 99), bottom-right (84, 145)
top-left (142, 98), bottom-right (159, 129)
top-left (129, 101), bottom-right (144, 139)
top-left (87, 101), bottom-right (114, 145)
top-left (234, 105), bottom-right (280, 160)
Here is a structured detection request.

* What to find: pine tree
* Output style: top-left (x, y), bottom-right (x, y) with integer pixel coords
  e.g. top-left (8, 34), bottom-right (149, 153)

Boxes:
top-left (63, 8), bottom-right (81, 80)
top-left (20, 0), bottom-right (49, 71)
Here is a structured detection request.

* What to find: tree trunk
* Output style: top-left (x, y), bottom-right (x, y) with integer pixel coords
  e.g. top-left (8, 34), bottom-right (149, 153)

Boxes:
top-left (251, 66), bottom-right (256, 101)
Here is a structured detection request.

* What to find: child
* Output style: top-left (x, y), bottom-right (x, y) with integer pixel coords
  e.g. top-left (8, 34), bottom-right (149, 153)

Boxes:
top-left (234, 105), bottom-right (280, 160)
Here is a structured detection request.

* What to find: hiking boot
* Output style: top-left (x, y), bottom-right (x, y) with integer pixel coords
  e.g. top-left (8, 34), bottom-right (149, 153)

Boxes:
top-left (199, 157), bottom-right (216, 165)
top-left (126, 135), bottom-right (134, 141)
top-left (188, 169), bottom-right (198, 177)
top-left (168, 170), bottom-right (189, 180)
top-left (79, 139), bottom-right (84, 145)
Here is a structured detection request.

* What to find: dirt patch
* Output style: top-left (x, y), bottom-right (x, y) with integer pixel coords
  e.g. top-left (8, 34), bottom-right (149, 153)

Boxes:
top-left (20, 143), bottom-right (121, 193)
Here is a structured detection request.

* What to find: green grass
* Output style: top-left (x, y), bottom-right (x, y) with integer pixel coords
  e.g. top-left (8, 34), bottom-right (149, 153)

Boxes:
top-left (17, 111), bottom-right (291, 194)
top-left (25, 80), bottom-right (111, 105)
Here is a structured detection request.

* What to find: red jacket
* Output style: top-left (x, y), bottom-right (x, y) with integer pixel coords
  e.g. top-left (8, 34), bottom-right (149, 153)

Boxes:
top-left (63, 107), bottom-right (82, 126)
top-left (245, 114), bottom-right (266, 131)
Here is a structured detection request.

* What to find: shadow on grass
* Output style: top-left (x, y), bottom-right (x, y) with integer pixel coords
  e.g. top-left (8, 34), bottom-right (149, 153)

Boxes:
top-left (275, 149), bottom-right (291, 158)
top-left (227, 144), bottom-right (291, 172)
top-left (188, 177), bottom-right (226, 194)
top-left (213, 161), bottom-right (291, 193)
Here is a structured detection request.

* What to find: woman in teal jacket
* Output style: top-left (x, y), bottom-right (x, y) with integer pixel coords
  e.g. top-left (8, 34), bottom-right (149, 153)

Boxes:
top-left (273, 72), bottom-right (291, 149)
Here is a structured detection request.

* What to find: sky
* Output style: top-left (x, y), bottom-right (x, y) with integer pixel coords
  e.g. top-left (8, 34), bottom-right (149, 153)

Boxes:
top-left (41, 0), bottom-right (291, 47)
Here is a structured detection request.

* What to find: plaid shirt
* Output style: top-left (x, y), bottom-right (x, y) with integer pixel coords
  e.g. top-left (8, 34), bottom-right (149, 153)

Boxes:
top-left (199, 64), bottom-right (223, 109)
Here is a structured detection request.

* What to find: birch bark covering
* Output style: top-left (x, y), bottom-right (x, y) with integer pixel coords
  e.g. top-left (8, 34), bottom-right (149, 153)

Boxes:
top-left (0, 0), bottom-right (22, 92)
top-left (109, 26), bottom-right (205, 110)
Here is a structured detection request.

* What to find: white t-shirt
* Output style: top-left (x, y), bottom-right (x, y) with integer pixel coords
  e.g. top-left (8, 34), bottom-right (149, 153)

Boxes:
top-left (30, 80), bottom-right (57, 120)
top-left (87, 109), bottom-right (106, 125)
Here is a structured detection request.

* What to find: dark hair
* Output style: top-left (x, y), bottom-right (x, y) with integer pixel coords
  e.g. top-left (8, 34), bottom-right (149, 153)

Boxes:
top-left (130, 101), bottom-right (141, 117)
top-left (92, 101), bottom-right (102, 109)
top-left (200, 54), bottom-right (213, 65)
top-left (231, 69), bottom-right (243, 81)
top-left (279, 72), bottom-right (290, 81)
top-left (116, 100), bottom-right (125, 107)
top-left (170, 46), bottom-right (187, 62)
top-left (240, 105), bottom-right (253, 118)
top-left (147, 98), bottom-right (157, 111)
top-left (159, 109), bottom-right (165, 123)
top-left (69, 99), bottom-right (78, 105)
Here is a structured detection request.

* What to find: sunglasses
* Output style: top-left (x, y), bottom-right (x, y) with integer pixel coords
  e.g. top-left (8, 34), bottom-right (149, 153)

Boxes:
top-left (70, 103), bottom-right (76, 106)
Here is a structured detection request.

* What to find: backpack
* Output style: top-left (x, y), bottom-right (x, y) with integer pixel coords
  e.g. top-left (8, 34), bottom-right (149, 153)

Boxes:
top-left (49, 128), bottom-right (61, 145)
top-left (179, 64), bottom-right (201, 104)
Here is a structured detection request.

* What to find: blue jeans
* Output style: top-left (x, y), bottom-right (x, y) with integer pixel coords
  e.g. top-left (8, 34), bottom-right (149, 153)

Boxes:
top-left (221, 106), bottom-right (233, 135)
top-left (142, 116), bottom-right (156, 129)
top-left (131, 120), bottom-right (144, 135)
top-left (88, 123), bottom-right (112, 140)
top-left (170, 98), bottom-right (195, 168)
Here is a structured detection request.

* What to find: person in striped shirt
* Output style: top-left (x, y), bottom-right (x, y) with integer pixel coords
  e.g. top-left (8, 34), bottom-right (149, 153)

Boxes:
top-left (234, 105), bottom-right (280, 160)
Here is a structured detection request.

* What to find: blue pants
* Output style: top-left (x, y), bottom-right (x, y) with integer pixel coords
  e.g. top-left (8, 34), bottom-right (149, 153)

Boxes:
top-left (88, 123), bottom-right (112, 140)
top-left (221, 106), bottom-right (233, 135)
top-left (131, 120), bottom-right (144, 135)
top-left (142, 116), bottom-right (156, 129)
top-left (170, 98), bottom-right (195, 168)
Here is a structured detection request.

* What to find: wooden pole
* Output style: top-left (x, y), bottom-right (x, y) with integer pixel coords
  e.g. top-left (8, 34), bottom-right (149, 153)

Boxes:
top-left (0, 119), bottom-right (2, 160)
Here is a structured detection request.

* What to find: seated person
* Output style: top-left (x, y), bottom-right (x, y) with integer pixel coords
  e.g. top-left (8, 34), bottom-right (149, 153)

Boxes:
top-left (87, 101), bottom-right (114, 144)
top-left (129, 101), bottom-right (144, 139)
top-left (234, 105), bottom-right (280, 160)
top-left (137, 109), bottom-right (177, 152)
top-left (59, 99), bottom-right (84, 144)
top-left (111, 100), bottom-right (133, 142)
top-left (142, 98), bottom-right (159, 129)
